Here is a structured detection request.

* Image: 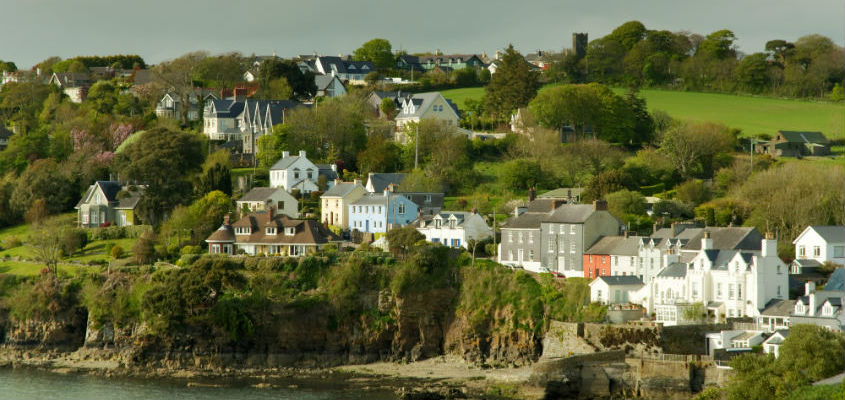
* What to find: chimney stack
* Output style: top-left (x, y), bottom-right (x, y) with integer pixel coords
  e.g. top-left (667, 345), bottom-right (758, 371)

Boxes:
top-left (593, 200), bottom-right (607, 211)
top-left (762, 232), bottom-right (777, 258)
top-left (334, 178), bottom-right (342, 185)
top-left (223, 213), bottom-right (231, 226)
top-left (805, 281), bottom-right (815, 296)
top-left (299, 150), bottom-right (306, 158)
top-left (282, 150), bottom-right (290, 158)
top-left (268, 206), bottom-right (275, 221)
top-left (353, 178), bottom-right (361, 186)
top-left (702, 231), bottom-right (713, 250)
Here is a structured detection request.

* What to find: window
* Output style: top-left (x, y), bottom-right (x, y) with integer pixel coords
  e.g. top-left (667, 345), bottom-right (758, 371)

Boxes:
top-left (266, 227), bottom-right (276, 235)
top-left (435, 219), bottom-right (442, 228)
top-left (529, 250), bottom-right (534, 261)
top-left (813, 246), bottom-right (821, 257)
top-left (528, 232), bottom-right (534, 243)
top-left (449, 219), bottom-right (456, 229)
top-left (509, 251), bottom-right (514, 261)
top-left (728, 284), bottom-right (735, 300)
top-left (451, 239), bottom-right (461, 248)
top-left (717, 283), bottom-right (722, 299)
top-left (508, 231), bottom-right (513, 243)
top-left (737, 284), bottom-right (742, 299)
top-left (559, 224), bottom-right (565, 234)
top-left (570, 243), bottom-right (576, 254)
top-left (548, 237), bottom-right (555, 252)
top-left (294, 169), bottom-right (300, 179)
top-left (398, 203), bottom-right (406, 214)
top-left (798, 246), bottom-right (806, 257)
top-left (285, 227), bottom-right (295, 235)
top-left (777, 286), bottom-right (781, 297)
top-left (518, 232), bottom-right (523, 243)
top-left (548, 224), bottom-right (554, 234)
top-left (570, 225), bottom-right (577, 234)
top-left (612, 256), bottom-right (618, 266)
top-left (425, 195), bottom-right (432, 203)
top-left (835, 246), bottom-right (845, 258)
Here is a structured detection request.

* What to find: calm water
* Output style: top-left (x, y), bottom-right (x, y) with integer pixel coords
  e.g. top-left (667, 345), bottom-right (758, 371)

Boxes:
top-left (0, 368), bottom-right (399, 400)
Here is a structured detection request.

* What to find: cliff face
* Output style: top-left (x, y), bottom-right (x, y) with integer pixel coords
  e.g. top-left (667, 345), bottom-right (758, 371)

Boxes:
top-left (4, 286), bottom-right (541, 370)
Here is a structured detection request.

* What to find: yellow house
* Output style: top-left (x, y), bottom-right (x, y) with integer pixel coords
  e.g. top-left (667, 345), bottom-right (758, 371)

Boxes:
top-left (320, 180), bottom-right (366, 229)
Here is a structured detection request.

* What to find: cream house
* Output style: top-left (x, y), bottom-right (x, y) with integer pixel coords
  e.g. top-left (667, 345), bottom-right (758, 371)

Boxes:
top-left (236, 187), bottom-right (298, 218)
top-left (320, 180), bottom-right (366, 229)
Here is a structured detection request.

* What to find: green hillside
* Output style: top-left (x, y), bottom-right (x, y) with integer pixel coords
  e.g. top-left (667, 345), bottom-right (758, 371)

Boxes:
top-left (440, 86), bottom-right (845, 139)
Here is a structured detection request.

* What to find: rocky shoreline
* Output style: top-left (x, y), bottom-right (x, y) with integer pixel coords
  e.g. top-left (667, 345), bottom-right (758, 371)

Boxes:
top-left (0, 348), bottom-right (530, 399)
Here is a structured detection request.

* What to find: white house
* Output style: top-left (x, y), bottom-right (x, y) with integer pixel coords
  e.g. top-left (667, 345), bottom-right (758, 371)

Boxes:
top-left (394, 92), bottom-right (461, 139)
top-left (156, 91), bottom-right (218, 121)
top-left (314, 74), bottom-right (346, 98)
top-left (792, 225), bottom-right (845, 266)
top-left (641, 232), bottom-right (788, 326)
top-left (269, 150), bottom-right (322, 193)
top-left (589, 276), bottom-right (645, 305)
top-left (762, 330), bottom-right (789, 358)
top-left (236, 187), bottom-right (298, 218)
top-left (348, 191), bottom-right (418, 235)
top-left (48, 72), bottom-right (90, 103)
top-left (414, 210), bottom-right (493, 249)
top-left (705, 330), bottom-right (765, 357)
top-left (789, 277), bottom-right (845, 332)
top-left (310, 56), bottom-right (375, 84)
top-left (203, 99), bottom-right (246, 141)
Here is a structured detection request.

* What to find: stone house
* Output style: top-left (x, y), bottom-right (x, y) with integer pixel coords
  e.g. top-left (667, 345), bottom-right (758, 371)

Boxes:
top-left (760, 130), bottom-right (830, 157)
top-left (75, 181), bottom-right (144, 227)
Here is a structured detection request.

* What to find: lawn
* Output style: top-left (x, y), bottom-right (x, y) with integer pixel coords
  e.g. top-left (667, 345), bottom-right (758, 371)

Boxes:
top-left (0, 261), bottom-right (91, 277)
top-left (441, 85), bottom-right (845, 139)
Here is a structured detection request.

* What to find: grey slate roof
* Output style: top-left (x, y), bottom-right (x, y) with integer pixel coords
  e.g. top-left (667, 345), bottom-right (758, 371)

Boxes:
top-left (367, 173), bottom-right (407, 193)
top-left (238, 187), bottom-right (281, 202)
top-left (596, 276), bottom-right (644, 286)
top-left (585, 236), bottom-right (642, 256)
top-left (760, 299), bottom-right (797, 317)
top-left (544, 204), bottom-right (598, 224)
top-left (778, 130), bottom-right (829, 144)
top-left (826, 268), bottom-right (845, 292)
top-left (322, 182), bottom-right (362, 197)
top-left (314, 74), bottom-right (339, 90)
top-left (658, 262), bottom-right (689, 278)
top-left (808, 226), bottom-right (845, 243)
top-left (317, 164), bottom-right (338, 181)
top-left (681, 227), bottom-right (762, 251)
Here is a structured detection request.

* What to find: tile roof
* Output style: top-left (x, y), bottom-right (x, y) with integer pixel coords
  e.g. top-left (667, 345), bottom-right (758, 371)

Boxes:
top-left (760, 299), bottom-right (797, 317)
top-left (229, 211), bottom-right (338, 245)
top-left (206, 222), bottom-right (235, 242)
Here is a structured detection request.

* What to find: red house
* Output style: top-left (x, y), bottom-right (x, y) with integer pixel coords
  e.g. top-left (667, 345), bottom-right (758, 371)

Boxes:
top-left (583, 253), bottom-right (611, 278)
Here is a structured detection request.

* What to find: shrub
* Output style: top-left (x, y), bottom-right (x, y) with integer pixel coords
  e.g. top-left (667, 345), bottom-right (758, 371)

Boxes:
top-left (110, 245), bottom-right (124, 259)
top-left (180, 245), bottom-right (202, 255)
top-left (61, 228), bottom-right (89, 256)
top-left (5, 236), bottom-right (21, 249)
top-left (133, 232), bottom-right (158, 264)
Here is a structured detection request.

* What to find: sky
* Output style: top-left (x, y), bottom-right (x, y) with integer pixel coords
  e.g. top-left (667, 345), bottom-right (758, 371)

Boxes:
top-left (2, 0), bottom-right (843, 68)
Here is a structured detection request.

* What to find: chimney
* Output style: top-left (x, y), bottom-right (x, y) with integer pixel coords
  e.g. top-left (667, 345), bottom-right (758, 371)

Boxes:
top-left (353, 178), bottom-right (361, 186)
top-left (331, 164), bottom-right (337, 172)
top-left (528, 187), bottom-right (536, 202)
top-left (299, 150), bottom-right (306, 158)
top-left (334, 178), bottom-right (342, 185)
top-left (282, 151), bottom-right (290, 158)
top-left (702, 231), bottom-right (713, 250)
top-left (805, 281), bottom-right (815, 296)
top-left (762, 232), bottom-right (777, 258)
top-left (383, 188), bottom-right (390, 197)
top-left (809, 292), bottom-right (817, 317)
top-left (267, 206), bottom-right (275, 221)
top-left (593, 200), bottom-right (607, 211)
top-left (223, 213), bottom-right (231, 226)
top-left (664, 249), bottom-right (679, 266)
top-left (471, 208), bottom-right (477, 214)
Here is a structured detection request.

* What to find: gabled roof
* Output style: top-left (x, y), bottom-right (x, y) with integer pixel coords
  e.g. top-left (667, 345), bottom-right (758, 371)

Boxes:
top-left (206, 222), bottom-right (235, 243)
top-left (658, 262), bottom-right (689, 278)
top-left (314, 74), bottom-right (342, 90)
top-left (367, 173), bottom-right (407, 193)
top-left (229, 211), bottom-right (338, 245)
top-left (543, 204), bottom-right (599, 224)
top-left (75, 181), bottom-right (143, 210)
top-left (585, 236), bottom-right (642, 256)
top-left (207, 99), bottom-right (245, 118)
top-left (238, 187), bottom-right (285, 202)
top-left (777, 130), bottom-right (829, 144)
top-left (316, 164), bottom-right (338, 181)
top-left (416, 211), bottom-right (476, 228)
top-left (682, 227), bottom-right (762, 252)
top-left (595, 275), bottom-right (644, 286)
top-left (804, 226), bottom-right (845, 244)
top-left (323, 182), bottom-right (363, 197)
top-left (760, 299), bottom-right (797, 317)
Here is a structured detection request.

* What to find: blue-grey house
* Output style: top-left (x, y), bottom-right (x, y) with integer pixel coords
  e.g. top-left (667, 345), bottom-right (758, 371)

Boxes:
top-left (348, 191), bottom-right (418, 234)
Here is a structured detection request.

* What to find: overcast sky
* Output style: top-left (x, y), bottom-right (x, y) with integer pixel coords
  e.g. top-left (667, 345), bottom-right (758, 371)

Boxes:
top-left (3, 0), bottom-right (843, 68)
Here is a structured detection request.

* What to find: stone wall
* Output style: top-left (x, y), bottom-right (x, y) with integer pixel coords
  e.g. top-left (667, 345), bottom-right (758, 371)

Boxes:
top-left (661, 324), bottom-right (731, 355)
top-left (540, 321), bottom-right (595, 359)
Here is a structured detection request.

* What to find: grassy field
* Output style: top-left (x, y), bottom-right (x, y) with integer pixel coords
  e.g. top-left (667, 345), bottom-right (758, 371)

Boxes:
top-left (440, 86), bottom-right (845, 139)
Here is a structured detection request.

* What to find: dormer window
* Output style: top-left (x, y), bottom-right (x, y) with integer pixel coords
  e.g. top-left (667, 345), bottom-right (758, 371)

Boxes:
top-left (236, 227), bottom-right (251, 235)
top-left (449, 219), bottom-right (456, 229)
top-left (285, 227), bottom-right (295, 236)
top-left (266, 227), bottom-right (276, 235)
top-left (822, 303), bottom-right (833, 316)
top-left (795, 302), bottom-right (805, 315)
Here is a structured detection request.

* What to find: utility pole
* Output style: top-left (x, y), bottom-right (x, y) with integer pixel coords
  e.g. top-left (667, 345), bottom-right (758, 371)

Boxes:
top-left (414, 123), bottom-right (419, 169)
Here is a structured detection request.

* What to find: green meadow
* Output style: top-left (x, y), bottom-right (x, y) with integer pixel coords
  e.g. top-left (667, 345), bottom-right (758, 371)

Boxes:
top-left (440, 86), bottom-right (845, 139)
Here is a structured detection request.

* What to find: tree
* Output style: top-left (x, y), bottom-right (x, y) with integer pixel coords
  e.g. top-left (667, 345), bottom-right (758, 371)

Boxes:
top-left (529, 83), bottom-right (637, 143)
top-left (61, 228), bottom-right (88, 256)
top-left (501, 159), bottom-right (542, 190)
top-left (485, 44), bottom-right (540, 119)
top-left (353, 38), bottom-right (395, 69)
top-left (778, 324), bottom-right (845, 384)
top-left (160, 190), bottom-right (234, 246)
top-left (198, 163), bottom-right (232, 196)
top-left (29, 219), bottom-right (64, 275)
top-left (386, 225), bottom-right (424, 258)
top-left (379, 97), bottom-right (397, 120)
top-left (607, 21), bottom-right (647, 50)
top-left (195, 52), bottom-right (246, 88)
top-left (114, 128), bottom-right (204, 225)
top-left (257, 59), bottom-right (315, 100)
top-left (584, 170), bottom-right (634, 201)
top-left (153, 51), bottom-right (208, 124)
top-left (133, 231), bottom-right (158, 265)
top-left (356, 135), bottom-right (401, 175)
top-left (735, 53), bottom-right (770, 93)
top-left (659, 122), bottom-right (736, 178)
top-left (452, 67), bottom-right (478, 87)
top-left (697, 29), bottom-right (737, 59)
top-left (11, 159), bottom-right (76, 217)
top-left (606, 189), bottom-right (646, 218)
top-left (85, 81), bottom-right (118, 114)
top-left (681, 302), bottom-right (707, 322)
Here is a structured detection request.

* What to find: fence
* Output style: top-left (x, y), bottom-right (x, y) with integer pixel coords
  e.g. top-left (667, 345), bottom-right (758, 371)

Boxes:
top-left (638, 353), bottom-right (713, 363)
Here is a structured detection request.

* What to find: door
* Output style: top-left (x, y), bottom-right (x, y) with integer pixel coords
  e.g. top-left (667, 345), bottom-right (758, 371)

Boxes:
top-left (518, 249), bottom-right (524, 263)
top-left (558, 256), bottom-right (566, 271)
